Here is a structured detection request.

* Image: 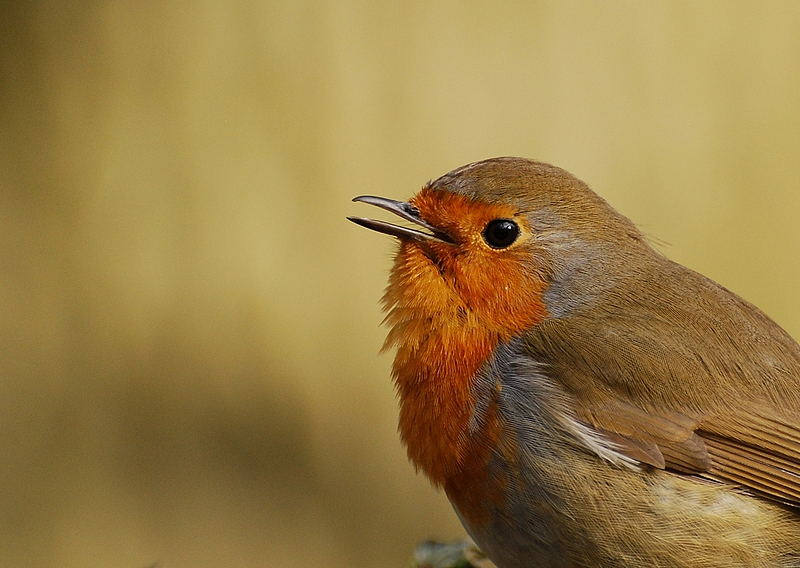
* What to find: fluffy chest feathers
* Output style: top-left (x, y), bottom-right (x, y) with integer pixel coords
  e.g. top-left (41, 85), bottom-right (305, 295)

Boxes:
top-left (380, 190), bottom-right (548, 488)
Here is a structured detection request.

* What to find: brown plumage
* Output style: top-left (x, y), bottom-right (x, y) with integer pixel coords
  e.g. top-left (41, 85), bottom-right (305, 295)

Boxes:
top-left (350, 157), bottom-right (800, 567)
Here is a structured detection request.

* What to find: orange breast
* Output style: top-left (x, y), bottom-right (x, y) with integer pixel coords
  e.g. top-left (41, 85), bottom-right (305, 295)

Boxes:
top-left (381, 189), bottom-right (549, 525)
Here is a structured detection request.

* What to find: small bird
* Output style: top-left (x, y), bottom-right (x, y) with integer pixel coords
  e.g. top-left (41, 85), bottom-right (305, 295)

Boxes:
top-left (348, 158), bottom-right (800, 568)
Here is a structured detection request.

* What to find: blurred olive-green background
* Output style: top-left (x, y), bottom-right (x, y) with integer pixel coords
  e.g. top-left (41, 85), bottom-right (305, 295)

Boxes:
top-left (2, 2), bottom-right (800, 567)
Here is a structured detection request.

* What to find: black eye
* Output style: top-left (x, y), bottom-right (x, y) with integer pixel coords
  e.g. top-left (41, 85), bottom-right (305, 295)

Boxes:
top-left (482, 218), bottom-right (519, 249)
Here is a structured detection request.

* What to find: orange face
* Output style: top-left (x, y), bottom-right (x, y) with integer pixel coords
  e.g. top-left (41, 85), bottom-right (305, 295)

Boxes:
top-left (386, 186), bottom-right (550, 345)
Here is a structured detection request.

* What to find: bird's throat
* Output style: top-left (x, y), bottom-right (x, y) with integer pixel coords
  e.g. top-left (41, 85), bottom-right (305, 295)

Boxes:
top-left (392, 318), bottom-right (497, 486)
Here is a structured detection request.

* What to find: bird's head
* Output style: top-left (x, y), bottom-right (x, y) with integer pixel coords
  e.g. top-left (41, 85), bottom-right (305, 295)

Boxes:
top-left (349, 157), bottom-right (645, 345)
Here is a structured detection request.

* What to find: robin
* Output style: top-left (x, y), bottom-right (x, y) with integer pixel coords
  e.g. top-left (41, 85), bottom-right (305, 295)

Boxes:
top-left (348, 157), bottom-right (800, 568)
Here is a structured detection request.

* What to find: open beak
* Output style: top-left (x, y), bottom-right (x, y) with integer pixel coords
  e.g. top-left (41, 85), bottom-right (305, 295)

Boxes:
top-left (347, 196), bottom-right (454, 244)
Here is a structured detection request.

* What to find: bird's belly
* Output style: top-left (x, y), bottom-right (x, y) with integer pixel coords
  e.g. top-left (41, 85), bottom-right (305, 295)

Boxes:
top-left (448, 429), bottom-right (800, 568)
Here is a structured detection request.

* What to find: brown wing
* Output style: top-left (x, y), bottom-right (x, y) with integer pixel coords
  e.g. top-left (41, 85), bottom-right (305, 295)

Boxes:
top-left (574, 398), bottom-right (711, 473)
top-left (524, 256), bottom-right (800, 506)
top-left (700, 408), bottom-right (800, 503)
top-left (574, 396), bottom-right (800, 504)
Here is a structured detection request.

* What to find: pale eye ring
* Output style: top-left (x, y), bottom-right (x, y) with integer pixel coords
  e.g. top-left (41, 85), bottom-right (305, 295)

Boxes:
top-left (482, 219), bottom-right (519, 249)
